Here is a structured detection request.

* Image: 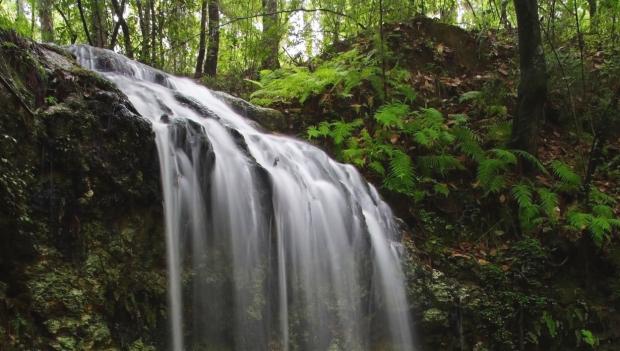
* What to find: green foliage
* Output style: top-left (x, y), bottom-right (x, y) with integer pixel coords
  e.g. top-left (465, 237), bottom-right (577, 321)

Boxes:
top-left (384, 149), bottom-right (416, 195)
top-left (375, 102), bottom-right (409, 128)
top-left (580, 329), bottom-right (599, 347)
top-left (251, 48), bottom-right (383, 106)
top-left (550, 160), bottom-right (581, 190)
top-left (542, 311), bottom-right (558, 338)
top-left (459, 90), bottom-right (483, 103)
top-left (477, 156), bottom-right (512, 194)
top-left (567, 206), bottom-right (620, 246)
top-left (250, 66), bottom-right (343, 105)
top-left (512, 182), bottom-right (538, 226)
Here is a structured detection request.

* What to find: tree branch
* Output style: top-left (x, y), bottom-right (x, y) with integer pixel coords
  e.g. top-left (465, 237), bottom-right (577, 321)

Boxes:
top-left (53, 3), bottom-right (77, 44)
top-left (77, 0), bottom-right (93, 46)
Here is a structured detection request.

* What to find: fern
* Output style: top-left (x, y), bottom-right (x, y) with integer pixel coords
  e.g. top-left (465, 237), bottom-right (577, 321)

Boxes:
top-left (459, 90), bottom-right (483, 103)
top-left (567, 208), bottom-right (620, 246)
top-left (567, 211), bottom-right (591, 230)
top-left (513, 183), bottom-right (534, 209)
top-left (368, 161), bottom-right (386, 176)
top-left (490, 149), bottom-right (517, 165)
top-left (477, 158), bottom-right (509, 193)
top-left (512, 183), bottom-right (539, 227)
top-left (413, 128), bottom-right (441, 147)
top-left (433, 183), bottom-right (450, 197)
top-left (384, 150), bottom-right (415, 194)
top-left (330, 119), bottom-right (363, 145)
top-left (375, 103), bottom-right (409, 128)
top-left (550, 160), bottom-right (581, 189)
top-left (592, 204), bottom-right (614, 218)
top-left (537, 187), bottom-right (560, 220)
top-left (418, 154), bottom-right (463, 176)
top-left (453, 126), bottom-right (485, 162)
top-left (387, 68), bottom-right (417, 103)
top-left (512, 150), bottom-right (549, 174)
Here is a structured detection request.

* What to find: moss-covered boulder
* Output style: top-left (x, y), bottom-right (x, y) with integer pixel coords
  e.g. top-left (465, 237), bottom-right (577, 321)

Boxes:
top-left (0, 29), bottom-right (166, 349)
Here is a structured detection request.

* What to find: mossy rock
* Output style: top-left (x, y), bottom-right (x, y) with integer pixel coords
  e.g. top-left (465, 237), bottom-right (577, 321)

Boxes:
top-left (0, 29), bottom-right (166, 349)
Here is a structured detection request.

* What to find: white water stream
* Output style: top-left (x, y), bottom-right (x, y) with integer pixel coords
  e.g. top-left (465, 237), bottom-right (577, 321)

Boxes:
top-left (71, 45), bottom-right (415, 351)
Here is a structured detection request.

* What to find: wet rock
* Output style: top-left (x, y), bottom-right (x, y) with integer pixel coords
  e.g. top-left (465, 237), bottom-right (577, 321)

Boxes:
top-left (211, 90), bottom-right (286, 131)
top-left (0, 29), bottom-right (166, 349)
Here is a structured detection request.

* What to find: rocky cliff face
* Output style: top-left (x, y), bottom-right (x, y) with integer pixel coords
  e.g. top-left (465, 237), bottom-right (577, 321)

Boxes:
top-left (0, 30), bottom-right (167, 349)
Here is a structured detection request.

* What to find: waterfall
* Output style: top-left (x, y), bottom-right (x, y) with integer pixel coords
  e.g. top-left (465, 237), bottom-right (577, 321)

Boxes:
top-left (71, 45), bottom-right (416, 351)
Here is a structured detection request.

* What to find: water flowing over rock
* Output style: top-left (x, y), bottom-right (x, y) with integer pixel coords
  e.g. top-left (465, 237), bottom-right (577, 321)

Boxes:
top-left (71, 45), bottom-right (416, 351)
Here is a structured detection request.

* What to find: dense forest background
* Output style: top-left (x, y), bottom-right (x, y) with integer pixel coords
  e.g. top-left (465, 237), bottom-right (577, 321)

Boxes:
top-left (1, 0), bottom-right (620, 350)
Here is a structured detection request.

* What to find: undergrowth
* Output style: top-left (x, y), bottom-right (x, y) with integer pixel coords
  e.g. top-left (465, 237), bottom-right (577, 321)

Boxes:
top-left (247, 26), bottom-right (620, 349)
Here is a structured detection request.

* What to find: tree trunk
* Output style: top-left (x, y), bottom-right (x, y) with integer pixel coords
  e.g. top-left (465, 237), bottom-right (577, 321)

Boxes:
top-left (30, 0), bottom-right (36, 38)
top-left (136, 0), bottom-right (151, 64)
top-left (510, 0), bottom-right (547, 155)
top-left (111, 0), bottom-right (133, 58)
top-left (16, 0), bottom-right (24, 20)
top-left (39, 0), bottom-right (53, 42)
top-left (156, 2), bottom-right (165, 68)
top-left (149, 0), bottom-right (157, 66)
top-left (261, 0), bottom-right (280, 69)
top-left (204, 0), bottom-right (220, 77)
top-left (194, 0), bottom-right (208, 78)
top-left (54, 3), bottom-right (77, 43)
top-left (500, 0), bottom-right (510, 28)
top-left (588, 0), bottom-right (597, 31)
top-left (77, 0), bottom-right (93, 45)
top-left (91, 0), bottom-right (107, 47)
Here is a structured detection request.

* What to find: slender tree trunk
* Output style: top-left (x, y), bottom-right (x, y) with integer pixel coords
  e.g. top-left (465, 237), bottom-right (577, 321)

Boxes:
top-left (91, 0), bottom-right (107, 47)
top-left (150, 0), bottom-right (157, 66)
top-left (500, 0), bottom-right (510, 28)
top-left (54, 3), bottom-right (77, 43)
top-left (195, 0), bottom-right (208, 77)
top-left (16, 0), bottom-right (24, 20)
top-left (204, 0), bottom-right (220, 77)
top-left (30, 0), bottom-right (36, 38)
top-left (136, 0), bottom-right (151, 64)
top-left (111, 0), bottom-right (133, 58)
top-left (39, 0), bottom-right (53, 42)
top-left (261, 0), bottom-right (280, 69)
top-left (379, 0), bottom-right (387, 100)
top-left (156, 2), bottom-right (165, 68)
top-left (110, 20), bottom-right (121, 49)
top-left (77, 0), bottom-right (93, 45)
top-left (510, 0), bottom-right (547, 155)
top-left (588, 0), bottom-right (597, 32)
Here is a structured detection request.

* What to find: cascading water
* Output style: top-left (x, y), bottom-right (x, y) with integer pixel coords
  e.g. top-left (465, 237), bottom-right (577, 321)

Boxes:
top-left (71, 45), bottom-right (416, 351)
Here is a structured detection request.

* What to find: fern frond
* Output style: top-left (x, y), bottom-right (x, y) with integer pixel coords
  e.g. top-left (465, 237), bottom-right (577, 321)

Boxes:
top-left (590, 217), bottom-right (612, 245)
top-left (567, 211), bottom-right (592, 230)
top-left (512, 183), bottom-right (540, 227)
top-left (512, 150), bottom-right (549, 174)
top-left (421, 108), bottom-right (444, 126)
top-left (550, 160), bottom-right (581, 189)
top-left (490, 149), bottom-right (517, 165)
top-left (537, 187), bottom-right (560, 220)
top-left (368, 161), bottom-right (386, 176)
top-left (512, 183), bottom-right (534, 209)
top-left (375, 103), bottom-right (409, 128)
top-left (330, 119), bottom-right (363, 145)
top-left (418, 154), bottom-right (463, 176)
top-left (453, 126), bottom-right (484, 162)
top-left (477, 159), bottom-right (509, 193)
top-left (413, 128), bottom-right (441, 147)
top-left (384, 150), bottom-right (415, 194)
top-left (459, 90), bottom-right (483, 103)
